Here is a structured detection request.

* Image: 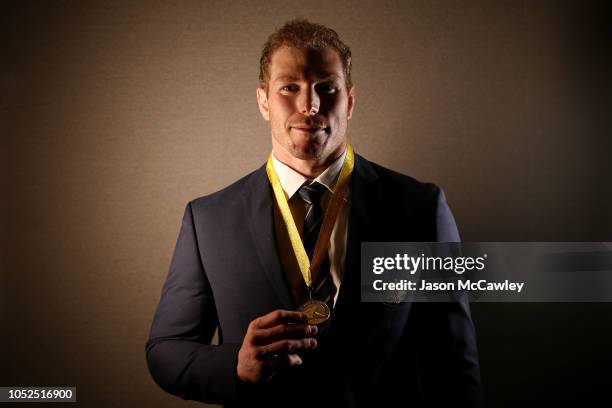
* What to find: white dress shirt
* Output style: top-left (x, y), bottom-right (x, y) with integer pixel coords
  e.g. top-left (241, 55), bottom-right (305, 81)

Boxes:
top-left (271, 150), bottom-right (349, 308)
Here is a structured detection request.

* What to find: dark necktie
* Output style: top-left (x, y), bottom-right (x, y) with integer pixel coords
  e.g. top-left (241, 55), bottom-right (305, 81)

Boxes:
top-left (297, 181), bottom-right (335, 308)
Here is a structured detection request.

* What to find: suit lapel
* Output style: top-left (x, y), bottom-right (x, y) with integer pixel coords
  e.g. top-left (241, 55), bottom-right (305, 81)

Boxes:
top-left (325, 154), bottom-right (380, 335)
top-left (243, 165), bottom-right (296, 310)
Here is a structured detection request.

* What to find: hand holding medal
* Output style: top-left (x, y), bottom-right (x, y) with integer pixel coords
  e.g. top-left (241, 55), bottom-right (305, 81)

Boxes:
top-left (237, 310), bottom-right (318, 383)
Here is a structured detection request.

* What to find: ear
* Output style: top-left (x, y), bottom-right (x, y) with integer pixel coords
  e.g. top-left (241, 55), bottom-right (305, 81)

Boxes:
top-left (256, 87), bottom-right (270, 121)
top-left (347, 86), bottom-right (355, 120)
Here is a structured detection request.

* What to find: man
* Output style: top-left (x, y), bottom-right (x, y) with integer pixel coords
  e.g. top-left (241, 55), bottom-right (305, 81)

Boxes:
top-left (146, 20), bottom-right (482, 407)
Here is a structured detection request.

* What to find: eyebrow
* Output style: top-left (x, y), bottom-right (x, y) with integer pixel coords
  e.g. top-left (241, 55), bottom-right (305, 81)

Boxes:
top-left (273, 75), bottom-right (300, 83)
top-left (272, 74), bottom-right (341, 83)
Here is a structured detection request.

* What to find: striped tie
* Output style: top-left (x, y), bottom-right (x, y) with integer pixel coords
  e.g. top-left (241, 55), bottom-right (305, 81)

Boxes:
top-left (297, 181), bottom-right (335, 308)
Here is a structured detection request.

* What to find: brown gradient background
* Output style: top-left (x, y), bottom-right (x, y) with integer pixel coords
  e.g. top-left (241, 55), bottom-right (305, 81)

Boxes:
top-left (2, 1), bottom-right (611, 407)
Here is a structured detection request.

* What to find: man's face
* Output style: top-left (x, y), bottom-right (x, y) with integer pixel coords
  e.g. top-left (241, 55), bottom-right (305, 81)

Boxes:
top-left (257, 46), bottom-right (355, 163)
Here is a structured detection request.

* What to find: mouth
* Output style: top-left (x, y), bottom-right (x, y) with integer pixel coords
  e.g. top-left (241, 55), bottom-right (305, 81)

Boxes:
top-left (290, 126), bottom-right (328, 134)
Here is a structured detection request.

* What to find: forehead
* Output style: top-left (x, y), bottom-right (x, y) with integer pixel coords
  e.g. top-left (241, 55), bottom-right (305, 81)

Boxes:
top-left (268, 45), bottom-right (344, 82)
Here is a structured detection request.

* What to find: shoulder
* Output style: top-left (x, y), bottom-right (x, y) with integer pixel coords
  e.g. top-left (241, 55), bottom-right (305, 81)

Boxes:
top-left (355, 154), bottom-right (458, 240)
top-left (187, 165), bottom-right (266, 214)
top-left (356, 154), bottom-right (442, 205)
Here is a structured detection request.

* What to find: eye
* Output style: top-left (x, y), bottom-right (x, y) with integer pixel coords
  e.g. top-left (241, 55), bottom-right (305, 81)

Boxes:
top-left (280, 84), bottom-right (299, 93)
top-left (316, 82), bottom-right (338, 94)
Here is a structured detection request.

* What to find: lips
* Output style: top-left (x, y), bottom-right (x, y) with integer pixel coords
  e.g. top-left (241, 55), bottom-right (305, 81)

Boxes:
top-left (292, 126), bottom-right (324, 132)
top-left (290, 124), bottom-right (328, 133)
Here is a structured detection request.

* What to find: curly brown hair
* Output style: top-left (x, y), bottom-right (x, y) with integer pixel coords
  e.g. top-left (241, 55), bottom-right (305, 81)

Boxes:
top-left (259, 19), bottom-right (353, 92)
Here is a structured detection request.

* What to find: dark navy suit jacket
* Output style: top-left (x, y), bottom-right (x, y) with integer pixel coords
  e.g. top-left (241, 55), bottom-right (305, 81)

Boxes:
top-left (146, 154), bottom-right (483, 407)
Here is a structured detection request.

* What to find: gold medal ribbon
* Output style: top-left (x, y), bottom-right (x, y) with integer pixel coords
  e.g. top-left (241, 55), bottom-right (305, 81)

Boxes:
top-left (266, 144), bottom-right (355, 290)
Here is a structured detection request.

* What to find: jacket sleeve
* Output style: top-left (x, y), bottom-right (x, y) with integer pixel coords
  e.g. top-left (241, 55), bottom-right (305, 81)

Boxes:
top-left (414, 186), bottom-right (484, 406)
top-left (145, 202), bottom-right (242, 405)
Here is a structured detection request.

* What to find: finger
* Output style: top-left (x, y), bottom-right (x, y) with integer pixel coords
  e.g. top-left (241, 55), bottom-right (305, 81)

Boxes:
top-left (261, 352), bottom-right (303, 367)
top-left (268, 353), bottom-right (302, 367)
top-left (253, 310), bottom-right (309, 329)
top-left (252, 324), bottom-right (318, 346)
top-left (256, 338), bottom-right (317, 359)
top-left (283, 353), bottom-right (303, 367)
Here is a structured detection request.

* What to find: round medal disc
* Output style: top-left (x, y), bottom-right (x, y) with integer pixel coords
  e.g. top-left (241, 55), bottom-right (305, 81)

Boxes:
top-left (298, 300), bottom-right (330, 325)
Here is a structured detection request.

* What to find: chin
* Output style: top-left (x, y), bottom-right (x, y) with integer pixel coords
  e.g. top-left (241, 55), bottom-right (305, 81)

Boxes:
top-left (292, 143), bottom-right (326, 161)
top-left (289, 137), bottom-right (326, 160)
top-left (289, 148), bottom-right (321, 161)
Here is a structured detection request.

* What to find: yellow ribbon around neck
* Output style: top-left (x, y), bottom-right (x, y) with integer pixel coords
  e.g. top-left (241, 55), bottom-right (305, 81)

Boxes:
top-left (266, 144), bottom-right (355, 290)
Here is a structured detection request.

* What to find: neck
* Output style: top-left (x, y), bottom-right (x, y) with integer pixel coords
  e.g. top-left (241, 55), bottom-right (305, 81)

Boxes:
top-left (272, 141), bottom-right (346, 179)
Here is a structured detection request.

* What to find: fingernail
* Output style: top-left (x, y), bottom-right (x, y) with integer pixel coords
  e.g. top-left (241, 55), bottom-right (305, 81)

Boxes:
top-left (309, 325), bottom-right (318, 335)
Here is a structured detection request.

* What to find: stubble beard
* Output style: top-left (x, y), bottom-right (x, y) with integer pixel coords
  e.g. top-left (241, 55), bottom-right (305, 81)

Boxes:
top-left (274, 129), bottom-right (327, 161)
top-left (271, 120), bottom-right (348, 171)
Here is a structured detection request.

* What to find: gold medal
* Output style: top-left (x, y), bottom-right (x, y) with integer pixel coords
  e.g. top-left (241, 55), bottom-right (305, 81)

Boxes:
top-left (298, 299), bottom-right (330, 325)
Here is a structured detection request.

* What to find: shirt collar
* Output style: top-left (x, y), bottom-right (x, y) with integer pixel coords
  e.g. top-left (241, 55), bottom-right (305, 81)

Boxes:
top-left (271, 149), bottom-right (347, 199)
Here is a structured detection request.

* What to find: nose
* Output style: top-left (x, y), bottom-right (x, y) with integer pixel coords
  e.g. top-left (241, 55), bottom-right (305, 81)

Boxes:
top-left (298, 87), bottom-right (320, 116)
